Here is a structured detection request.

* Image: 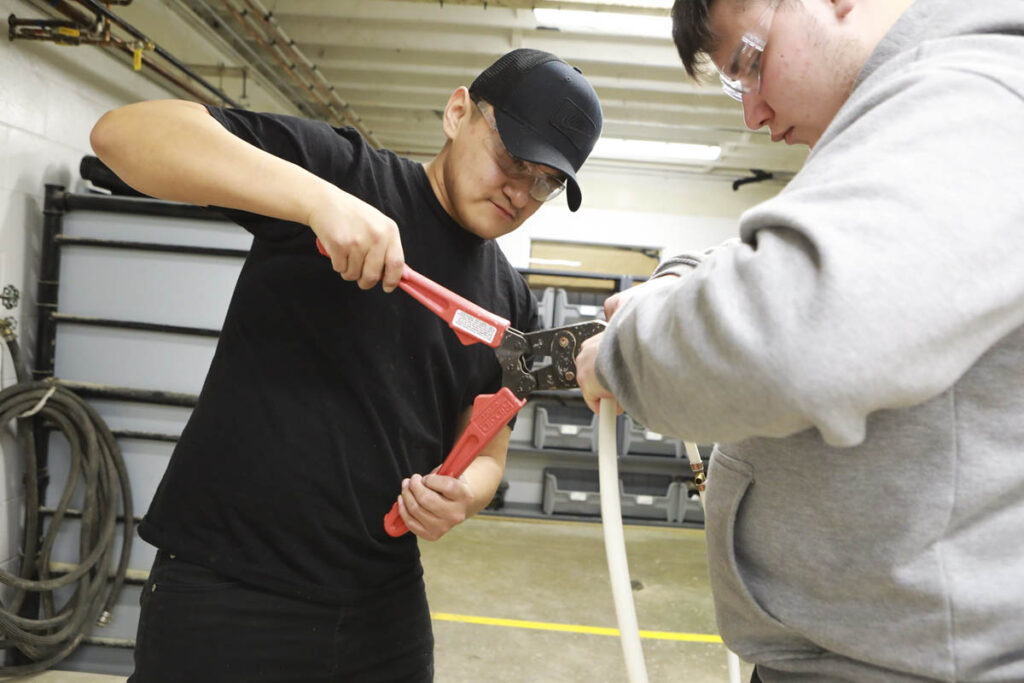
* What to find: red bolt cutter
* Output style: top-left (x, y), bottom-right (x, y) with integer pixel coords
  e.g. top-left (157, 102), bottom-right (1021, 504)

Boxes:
top-left (316, 239), bottom-right (605, 536)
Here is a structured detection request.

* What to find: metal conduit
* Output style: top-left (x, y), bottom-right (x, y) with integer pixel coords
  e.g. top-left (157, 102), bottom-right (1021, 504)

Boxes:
top-left (75, 0), bottom-right (239, 106)
top-left (237, 0), bottom-right (380, 146)
top-left (17, 0), bottom-right (239, 107)
top-left (215, 0), bottom-right (335, 122)
top-left (186, 0), bottom-right (321, 118)
top-left (111, 41), bottom-right (225, 106)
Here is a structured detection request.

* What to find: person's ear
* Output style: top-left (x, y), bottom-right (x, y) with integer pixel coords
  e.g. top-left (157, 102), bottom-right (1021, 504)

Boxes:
top-left (441, 87), bottom-right (473, 141)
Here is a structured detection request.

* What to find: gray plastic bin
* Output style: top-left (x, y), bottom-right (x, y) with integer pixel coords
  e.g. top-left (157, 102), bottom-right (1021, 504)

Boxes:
top-left (621, 415), bottom-right (683, 458)
top-left (508, 401), bottom-right (535, 445)
top-left (533, 402), bottom-right (598, 451)
top-left (542, 467), bottom-right (602, 516)
top-left (535, 287), bottom-right (557, 328)
top-left (552, 288), bottom-right (606, 327)
top-left (619, 472), bottom-right (679, 522)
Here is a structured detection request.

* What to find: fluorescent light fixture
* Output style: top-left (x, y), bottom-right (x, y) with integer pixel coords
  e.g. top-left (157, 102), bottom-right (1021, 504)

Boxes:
top-left (529, 257), bottom-right (583, 267)
top-left (592, 138), bottom-right (722, 163)
top-left (534, 8), bottom-right (672, 38)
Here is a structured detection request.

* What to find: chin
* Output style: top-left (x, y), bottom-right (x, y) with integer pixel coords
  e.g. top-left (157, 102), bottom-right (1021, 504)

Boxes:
top-left (469, 221), bottom-right (518, 240)
top-left (457, 215), bottom-right (505, 240)
top-left (467, 204), bottom-right (525, 239)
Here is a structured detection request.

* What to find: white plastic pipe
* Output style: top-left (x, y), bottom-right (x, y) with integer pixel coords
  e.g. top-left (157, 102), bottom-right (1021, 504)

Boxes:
top-left (598, 398), bottom-right (649, 683)
top-left (683, 441), bottom-right (742, 683)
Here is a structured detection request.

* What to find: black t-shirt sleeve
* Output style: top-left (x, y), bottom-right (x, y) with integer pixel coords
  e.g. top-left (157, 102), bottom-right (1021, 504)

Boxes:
top-left (203, 105), bottom-right (362, 242)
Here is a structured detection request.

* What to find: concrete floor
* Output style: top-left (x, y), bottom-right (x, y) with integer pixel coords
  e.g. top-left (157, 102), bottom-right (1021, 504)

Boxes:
top-left (422, 515), bottom-right (754, 683)
top-left (9, 516), bottom-right (750, 683)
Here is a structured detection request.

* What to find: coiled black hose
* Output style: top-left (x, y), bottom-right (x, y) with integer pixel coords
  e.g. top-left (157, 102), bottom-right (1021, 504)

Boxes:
top-left (0, 323), bottom-right (133, 675)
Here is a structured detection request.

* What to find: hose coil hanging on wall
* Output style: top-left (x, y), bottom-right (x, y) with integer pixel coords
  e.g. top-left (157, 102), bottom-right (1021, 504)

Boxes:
top-left (0, 324), bottom-right (133, 675)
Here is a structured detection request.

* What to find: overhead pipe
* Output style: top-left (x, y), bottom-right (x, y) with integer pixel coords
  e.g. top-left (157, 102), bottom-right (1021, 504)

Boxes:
top-left (28, 0), bottom-right (100, 30)
top-left (216, 0), bottom-right (334, 121)
top-left (185, 0), bottom-right (322, 118)
top-left (110, 39), bottom-right (227, 106)
top-left (236, 0), bottom-right (381, 146)
top-left (8, 27), bottom-right (224, 105)
top-left (13, 0), bottom-right (239, 106)
top-left (73, 0), bottom-right (240, 106)
top-left (217, 0), bottom-right (378, 141)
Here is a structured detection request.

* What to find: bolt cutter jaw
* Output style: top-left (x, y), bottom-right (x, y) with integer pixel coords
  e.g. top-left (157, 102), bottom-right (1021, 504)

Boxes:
top-left (495, 321), bottom-right (607, 400)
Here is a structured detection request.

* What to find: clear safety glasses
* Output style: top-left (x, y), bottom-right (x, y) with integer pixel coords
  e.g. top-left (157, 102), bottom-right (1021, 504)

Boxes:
top-left (474, 100), bottom-right (567, 203)
top-left (718, 1), bottom-right (778, 102)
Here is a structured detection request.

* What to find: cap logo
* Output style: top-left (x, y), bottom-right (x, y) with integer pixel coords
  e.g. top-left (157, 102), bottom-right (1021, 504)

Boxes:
top-left (551, 98), bottom-right (597, 153)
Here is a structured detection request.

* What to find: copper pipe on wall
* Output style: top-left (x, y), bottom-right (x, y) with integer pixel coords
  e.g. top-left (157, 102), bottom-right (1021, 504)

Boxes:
top-left (12, 0), bottom-right (240, 107)
top-left (110, 40), bottom-right (221, 105)
top-left (75, 0), bottom-right (239, 105)
top-left (210, 0), bottom-right (378, 146)
top-left (217, 0), bottom-right (328, 120)
top-left (187, 0), bottom-right (314, 117)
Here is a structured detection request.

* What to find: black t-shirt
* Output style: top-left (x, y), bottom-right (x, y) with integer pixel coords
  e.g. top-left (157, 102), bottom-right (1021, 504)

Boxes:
top-left (138, 107), bottom-right (539, 603)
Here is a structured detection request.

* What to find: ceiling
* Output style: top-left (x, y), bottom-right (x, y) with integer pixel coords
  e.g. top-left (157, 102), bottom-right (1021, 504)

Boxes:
top-left (165, 0), bottom-right (808, 181)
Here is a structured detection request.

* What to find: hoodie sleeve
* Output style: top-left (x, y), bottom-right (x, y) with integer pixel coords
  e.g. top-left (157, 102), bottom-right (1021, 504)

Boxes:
top-left (596, 59), bottom-right (1024, 447)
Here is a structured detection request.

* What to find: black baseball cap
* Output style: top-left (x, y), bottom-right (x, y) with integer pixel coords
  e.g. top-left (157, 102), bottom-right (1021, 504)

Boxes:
top-left (469, 49), bottom-right (602, 212)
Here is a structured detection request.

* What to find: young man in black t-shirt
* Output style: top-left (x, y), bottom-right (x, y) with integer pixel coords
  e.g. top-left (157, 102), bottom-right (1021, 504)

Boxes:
top-left (91, 50), bottom-right (602, 682)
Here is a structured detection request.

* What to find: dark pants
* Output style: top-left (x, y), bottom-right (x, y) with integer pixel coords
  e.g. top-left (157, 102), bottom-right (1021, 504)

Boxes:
top-left (129, 551), bottom-right (434, 683)
top-left (751, 666), bottom-right (763, 683)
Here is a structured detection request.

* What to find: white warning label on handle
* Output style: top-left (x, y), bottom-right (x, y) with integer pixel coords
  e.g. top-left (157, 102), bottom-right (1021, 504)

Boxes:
top-left (452, 309), bottom-right (497, 344)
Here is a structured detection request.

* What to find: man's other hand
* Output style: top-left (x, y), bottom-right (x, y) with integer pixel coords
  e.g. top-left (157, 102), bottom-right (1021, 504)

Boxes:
top-left (395, 470), bottom-right (473, 541)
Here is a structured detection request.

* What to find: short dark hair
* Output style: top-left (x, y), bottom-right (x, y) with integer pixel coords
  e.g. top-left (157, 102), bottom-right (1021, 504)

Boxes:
top-left (672, 0), bottom-right (777, 80)
top-left (671, 0), bottom-right (721, 80)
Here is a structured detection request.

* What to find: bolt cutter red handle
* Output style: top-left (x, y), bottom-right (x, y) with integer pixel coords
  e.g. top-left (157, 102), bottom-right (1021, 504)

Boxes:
top-left (316, 238), bottom-right (524, 537)
top-left (316, 238), bottom-right (510, 347)
top-left (383, 387), bottom-right (526, 537)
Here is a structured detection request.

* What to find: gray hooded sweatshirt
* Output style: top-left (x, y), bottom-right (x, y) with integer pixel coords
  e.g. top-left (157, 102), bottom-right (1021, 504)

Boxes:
top-left (596, 0), bottom-right (1024, 680)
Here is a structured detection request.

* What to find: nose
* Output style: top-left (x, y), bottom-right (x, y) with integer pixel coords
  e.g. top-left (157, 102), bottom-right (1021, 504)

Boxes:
top-left (742, 91), bottom-right (772, 132)
top-left (503, 176), bottom-right (532, 209)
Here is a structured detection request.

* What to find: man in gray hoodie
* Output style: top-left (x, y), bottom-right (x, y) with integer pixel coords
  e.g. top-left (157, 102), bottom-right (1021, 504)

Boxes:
top-left (576, 0), bottom-right (1024, 680)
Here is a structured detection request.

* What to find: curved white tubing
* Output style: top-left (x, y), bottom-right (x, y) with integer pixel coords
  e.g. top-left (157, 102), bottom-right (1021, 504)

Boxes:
top-left (598, 398), bottom-right (649, 683)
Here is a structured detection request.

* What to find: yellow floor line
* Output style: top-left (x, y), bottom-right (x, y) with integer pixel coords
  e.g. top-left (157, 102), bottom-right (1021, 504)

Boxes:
top-left (477, 513), bottom-right (708, 537)
top-left (431, 612), bottom-right (723, 644)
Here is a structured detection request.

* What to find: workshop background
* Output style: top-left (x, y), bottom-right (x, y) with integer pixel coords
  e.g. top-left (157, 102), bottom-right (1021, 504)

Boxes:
top-left (0, 1), bottom-right (806, 681)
